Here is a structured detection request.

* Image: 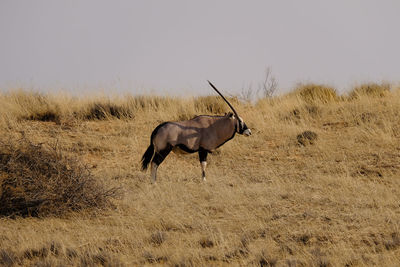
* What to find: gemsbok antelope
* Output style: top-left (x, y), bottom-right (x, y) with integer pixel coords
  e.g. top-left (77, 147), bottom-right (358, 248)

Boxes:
top-left (141, 81), bottom-right (251, 183)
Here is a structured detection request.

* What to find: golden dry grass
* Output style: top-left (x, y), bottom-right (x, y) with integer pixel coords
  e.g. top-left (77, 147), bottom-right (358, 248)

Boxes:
top-left (1, 85), bottom-right (400, 266)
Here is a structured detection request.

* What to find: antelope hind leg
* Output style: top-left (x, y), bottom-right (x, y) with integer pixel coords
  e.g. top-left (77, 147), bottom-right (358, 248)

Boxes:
top-left (150, 146), bottom-right (172, 184)
top-left (150, 162), bottom-right (158, 184)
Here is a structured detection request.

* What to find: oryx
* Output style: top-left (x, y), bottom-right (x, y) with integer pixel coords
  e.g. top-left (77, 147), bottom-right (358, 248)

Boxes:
top-left (141, 81), bottom-right (251, 183)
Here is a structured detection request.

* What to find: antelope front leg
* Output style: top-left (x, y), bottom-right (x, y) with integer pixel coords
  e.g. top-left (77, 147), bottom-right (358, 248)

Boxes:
top-left (198, 149), bottom-right (208, 181)
top-left (201, 161), bottom-right (207, 181)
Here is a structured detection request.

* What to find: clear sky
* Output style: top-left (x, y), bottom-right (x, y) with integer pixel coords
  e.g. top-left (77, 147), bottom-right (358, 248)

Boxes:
top-left (0, 1), bottom-right (399, 95)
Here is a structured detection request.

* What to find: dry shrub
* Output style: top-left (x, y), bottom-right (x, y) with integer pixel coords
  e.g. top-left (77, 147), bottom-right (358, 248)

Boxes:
top-left (0, 249), bottom-right (17, 266)
top-left (26, 110), bottom-right (61, 123)
top-left (84, 102), bottom-right (134, 120)
top-left (297, 131), bottom-right (318, 146)
top-left (79, 251), bottom-right (125, 267)
top-left (2, 90), bottom-right (62, 123)
top-left (142, 251), bottom-right (168, 264)
top-left (8, 242), bottom-right (125, 267)
top-left (199, 237), bottom-right (214, 248)
top-left (294, 83), bottom-right (339, 104)
top-left (194, 95), bottom-right (237, 114)
top-left (126, 95), bottom-right (179, 112)
top-left (384, 232), bottom-right (400, 250)
top-left (0, 137), bottom-right (119, 217)
top-left (258, 250), bottom-right (277, 267)
top-left (285, 104), bottom-right (322, 123)
top-left (149, 231), bottom-right (167, 246)
top-left (349, 82), bottom-right (391, 99)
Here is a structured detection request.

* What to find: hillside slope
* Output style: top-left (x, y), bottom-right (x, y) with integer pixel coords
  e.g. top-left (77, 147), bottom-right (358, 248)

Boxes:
top-left (0, 86), bottom-right (399, 266)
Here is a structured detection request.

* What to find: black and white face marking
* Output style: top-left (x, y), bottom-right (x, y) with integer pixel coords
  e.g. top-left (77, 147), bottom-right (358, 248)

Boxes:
top-left (237, 117), bottom-right (251, 136)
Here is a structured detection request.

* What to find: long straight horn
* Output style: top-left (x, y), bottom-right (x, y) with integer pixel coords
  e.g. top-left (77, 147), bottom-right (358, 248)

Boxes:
top-left (207, 80), bottom-right (239, 118)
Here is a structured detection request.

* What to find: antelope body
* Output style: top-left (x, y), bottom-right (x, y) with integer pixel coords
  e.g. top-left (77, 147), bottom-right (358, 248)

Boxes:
top-left (141, 81), bottom-right (251, 183)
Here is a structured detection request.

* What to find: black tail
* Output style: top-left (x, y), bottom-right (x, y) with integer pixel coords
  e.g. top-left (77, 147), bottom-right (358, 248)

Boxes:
top-left (141, 122), bottom-right (169, 171)
top-left (141, 143), bottom-right (154, 171)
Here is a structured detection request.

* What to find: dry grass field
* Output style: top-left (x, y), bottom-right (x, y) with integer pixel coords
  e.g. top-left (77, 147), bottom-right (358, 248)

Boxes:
top-left (1, 83), bottom-right (400, 266)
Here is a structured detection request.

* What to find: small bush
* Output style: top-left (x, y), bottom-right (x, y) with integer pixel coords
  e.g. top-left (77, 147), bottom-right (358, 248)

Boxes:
top-left (297, 131), bottom-right (318, 146)
top-left (126, 95), bottom-right (178, 112)
top-left (194, 96), bottom-right (229, 114)
top-left (0, 137), bottom-right (119, 217)
top-left (294, 84), bottom-right (339, 104)
top-left (349, 82), bottom-right (391, 99)
top-left (85, 102), bottom-right (134, 120)
top-left (26, 110), bottom-right (61, 123)
top-left (150, 231), bottom-right (167, 246)
top-left (258, 252), bottom-right (277, 267)
top-left (79, 251), bottom-right (124, 267)
top-left (6, 91), bottom-right (62, 123)
top-left (199, 237), bottom-right (214, 248)
top-left (0, 249), bottom-right (17, 266)
top-left (194, 95), bottom-right (239, 114)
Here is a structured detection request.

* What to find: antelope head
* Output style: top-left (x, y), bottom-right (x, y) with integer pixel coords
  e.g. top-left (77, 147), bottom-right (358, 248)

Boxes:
top-left (208, 81), bottom-right (252, 136)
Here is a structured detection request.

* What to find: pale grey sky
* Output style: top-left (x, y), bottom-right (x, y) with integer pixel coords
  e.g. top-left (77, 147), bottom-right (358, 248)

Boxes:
top-left (0, 0), bottom-right (399, 95)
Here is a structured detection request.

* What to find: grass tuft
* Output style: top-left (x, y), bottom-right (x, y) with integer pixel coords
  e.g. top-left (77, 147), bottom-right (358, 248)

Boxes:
top-left (349, 82), bottom-right (391, 99)
top-left (26, 110), bottom-right (61, 123)
top-left (85, 102), bottom-right (134, 120)
top-left (0, 249), bottom-right (16, 267)
top-left (293, 83), bottom-right (339, 103)
top-left (149, 231), bottom-right (167, 246)
top-left (297, 130), bottom-right (318, 146)
top-left (194, 95), bottom-right (239, 114)
top-left (194, 95), bottom-right (230, 114)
